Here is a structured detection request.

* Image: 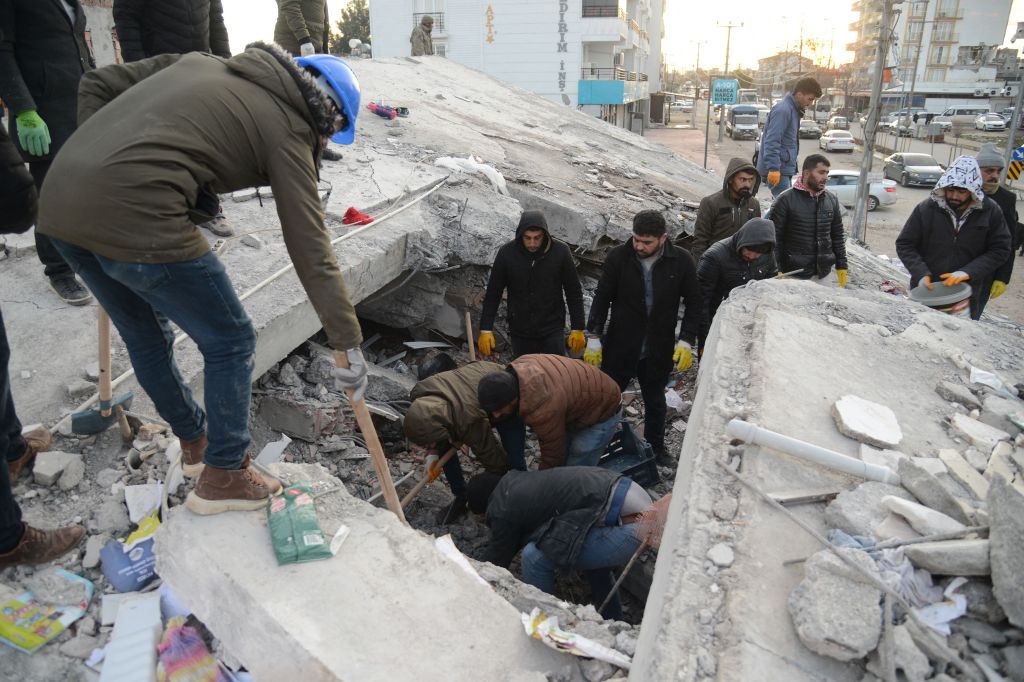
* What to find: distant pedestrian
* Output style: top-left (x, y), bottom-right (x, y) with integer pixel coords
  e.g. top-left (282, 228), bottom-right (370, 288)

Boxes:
top-left (690, 156), bottom-right (761, 261)
top-left (410, 15), bottom-right (434, 56)
top-left (974, 143), bottom-right (1020, 310)
top-left (274, 0), bottom-right (330, 57)
top-left (756, 77), bottom-right (822, 199)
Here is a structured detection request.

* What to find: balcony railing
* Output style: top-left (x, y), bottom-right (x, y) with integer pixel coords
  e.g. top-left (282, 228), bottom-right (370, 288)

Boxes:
top-left (934, 8), bottom-right (963, 19)
top-left (931, 30), bottom-right (958, 43)
top-left (582, 5), bottom-right (619, 17)
top-left (579, 67), bottom-right (646, 81)
top-left (412, 12), bottom-right (445, 32)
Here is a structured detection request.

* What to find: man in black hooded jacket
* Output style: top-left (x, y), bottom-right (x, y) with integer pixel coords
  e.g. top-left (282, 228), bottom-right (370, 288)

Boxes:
top-left (478, 210), bottom-right (586, 358)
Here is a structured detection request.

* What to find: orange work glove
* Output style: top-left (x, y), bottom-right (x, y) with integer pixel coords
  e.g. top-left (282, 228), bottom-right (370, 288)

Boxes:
top-left (567, 330), bottom-right (586, 354)
top-left (939, 271), bottom-right (970, 286)
top-left (766, 170), bottom-right (781, 187)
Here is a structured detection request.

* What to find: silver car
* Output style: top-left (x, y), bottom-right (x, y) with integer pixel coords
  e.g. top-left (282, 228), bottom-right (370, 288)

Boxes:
top-left (882, 153), bottom-right (943, 187)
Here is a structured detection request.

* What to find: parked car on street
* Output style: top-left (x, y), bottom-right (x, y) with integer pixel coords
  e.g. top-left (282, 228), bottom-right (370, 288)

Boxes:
top-left (798, 119), bottom-right (822, 138)
top-left (974, 112), bottom-right (1006, 131)
top-left (934, 105), bottom-right (990, 132)
top-left (671, 99), bottom-right (694, 113)
top-left (819, 129), bottom-right (855, 152)
top-left (825, 169), bottom-right (898, 212)
top-left (827, 116), bottom-right (849, 130)
top-left (882, 153), bottom-right (944, 187)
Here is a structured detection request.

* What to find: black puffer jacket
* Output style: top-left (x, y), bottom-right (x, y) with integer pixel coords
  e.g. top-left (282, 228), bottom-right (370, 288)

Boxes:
top-left (480, 211), bottom-right (585, 339)
top-left (114, 0), bottom-right (231, 62)
top-left (697, 218), bottom-right (778, 340)
top-left (767, 183), bottom-right (847, 278)
top-left (0, 125), bottom-right (36, 234)
top-left (483, 467), bottom-right (622, 568)
top-left (989, 186), bottom-right (1018, 285)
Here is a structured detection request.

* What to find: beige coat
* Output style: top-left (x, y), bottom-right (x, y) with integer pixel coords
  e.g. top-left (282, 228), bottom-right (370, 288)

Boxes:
top-left (410, 22), bottom-right (433, 56)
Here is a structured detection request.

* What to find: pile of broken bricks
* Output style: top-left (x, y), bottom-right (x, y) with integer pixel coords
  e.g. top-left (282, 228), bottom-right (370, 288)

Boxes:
top-left (781, 374), bottom-right (1024, 681)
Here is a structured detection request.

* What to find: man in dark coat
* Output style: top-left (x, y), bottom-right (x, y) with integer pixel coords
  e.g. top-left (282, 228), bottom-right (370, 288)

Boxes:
top-left (690, 157), bottom-right (761, 261)
top-left (896, 155), bottom-right (1012, 320)
top-left (697, 217), bottom-right (778, 347)
top-left (478, 210), bottom-right (586, 358)
top-left (767, 153), bottom-right (849, 286)
top-left (0, 5), bottom-right (93, 305)
top-left (974, 144), bottom-right (1018, 311)
top-left (585, 210), bottom-right (701, 463)
top-left (466, 467), bottom-right (653, 620)
top-left (113, 0), bottom-right (231, 62)
top-left (0, 125), bottom-right (85, 568)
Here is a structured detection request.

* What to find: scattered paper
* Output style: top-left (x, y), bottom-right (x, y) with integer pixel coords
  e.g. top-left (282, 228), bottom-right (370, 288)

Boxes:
top-left (969, 366), bottom-right (1018, 399)
top-left (664, 389), bottom-right (690, 414)
top-left (912, 576), bottom-right (968, 635)
top-left (0, 569), bottom-right (94, 653)
top-left (256, 434), bottom-right (292, 467)
top-left (434, 535), bottom-right (488, 587)
top-left (402, 341), bottom-right (452, 350)
top-left (124, 483), bottom-right (163, 524)
top-left (521, 608), bottom-right (631, 670)
top-left (101, 511), bottom-right (160, 592)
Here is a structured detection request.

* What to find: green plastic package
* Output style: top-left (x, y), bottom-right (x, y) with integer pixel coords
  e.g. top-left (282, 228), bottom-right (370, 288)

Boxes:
top-left (267, 483), bottom-right (341, 565)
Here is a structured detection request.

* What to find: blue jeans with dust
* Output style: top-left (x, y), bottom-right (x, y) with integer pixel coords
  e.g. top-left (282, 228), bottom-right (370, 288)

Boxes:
top-left (565, 408), bottom-right (622, 467)
top-left (52, 240), bottom-right (256, 469)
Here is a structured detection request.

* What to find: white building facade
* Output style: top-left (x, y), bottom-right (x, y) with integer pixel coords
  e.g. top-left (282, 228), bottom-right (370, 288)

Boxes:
top-left (369, 0), bottom-right (663, 130)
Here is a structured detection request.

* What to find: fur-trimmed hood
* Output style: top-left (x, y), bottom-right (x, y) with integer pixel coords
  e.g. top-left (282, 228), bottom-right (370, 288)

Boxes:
top-left (227, 41), bottom-right (342, 140)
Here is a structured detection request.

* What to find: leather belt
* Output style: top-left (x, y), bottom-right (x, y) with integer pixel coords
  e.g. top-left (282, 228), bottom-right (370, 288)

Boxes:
top-left (620, 512), bottom-right (644, 525)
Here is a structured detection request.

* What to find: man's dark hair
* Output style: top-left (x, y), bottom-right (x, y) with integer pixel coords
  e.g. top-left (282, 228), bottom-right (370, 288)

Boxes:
top-left (466, 471), bottom-right (504, 514)
top-left (418, 352), bottom-right (457, 380)
top-left (793, 77), bottom-right (822, 98)
top-left (477, 370), bottom-right (519, 413)
top-left (801, 153), bottom-right (830, 172)
top-left (633, 210), bottom-right (666, 238)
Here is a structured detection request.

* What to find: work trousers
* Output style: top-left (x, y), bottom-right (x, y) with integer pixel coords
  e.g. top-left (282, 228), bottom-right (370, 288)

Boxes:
top-left (28, 161), bottom-right (73, 280)
top-left (0, 308), bottom-right (26, 553)
top-left (510, 331), bottom-right (564, 359)
top-left (441, 415), bottom-right (527, 498)
top-left (565, 408), bottom-right (622, 467)
top-left (53, 240), bottom-right (256, 469)
top-left (608, 358), bottom-right (669, 453)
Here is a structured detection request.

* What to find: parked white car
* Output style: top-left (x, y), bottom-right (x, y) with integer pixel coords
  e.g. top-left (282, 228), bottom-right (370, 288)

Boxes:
top-left (825, 169), bottom-right (898, 212)
top-left (974, 113), bottom-right (1006, 131)
top-left (819, 130), bottom-right (855, 152)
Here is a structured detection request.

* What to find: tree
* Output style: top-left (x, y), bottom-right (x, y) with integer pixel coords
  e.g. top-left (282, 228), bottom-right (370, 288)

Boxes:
top-left (329, 0), bottom-right (370, 54)
top-left (733, 68), bottom-right (755, 90)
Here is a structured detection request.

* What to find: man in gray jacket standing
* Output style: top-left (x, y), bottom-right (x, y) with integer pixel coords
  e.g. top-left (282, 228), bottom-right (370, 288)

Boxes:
top-left (756, 78), bottom-right (821, 198)
top-left (410, 15), bottom-right (434, 56)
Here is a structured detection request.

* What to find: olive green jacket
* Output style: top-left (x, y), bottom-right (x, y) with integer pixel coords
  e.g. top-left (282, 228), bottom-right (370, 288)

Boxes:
top-left (274, 0), bottom-right (330, 55)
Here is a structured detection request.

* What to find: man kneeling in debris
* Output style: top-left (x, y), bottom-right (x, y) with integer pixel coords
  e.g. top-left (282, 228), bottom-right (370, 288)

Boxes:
top-left (895, 155), bottom-right (1012, 320)
top-left (697, 218), bottom-right (778, 349)
top-left (35, 45), bottom-right (369, 514)
top-left (477, 355), bottom-right (622, 469)
top-left (404, 357), bottom-right (527, 524)
top-left (466, 467), bottom-right (652, 620)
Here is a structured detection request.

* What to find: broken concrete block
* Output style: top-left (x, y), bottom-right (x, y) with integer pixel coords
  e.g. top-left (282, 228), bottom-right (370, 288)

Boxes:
top-left (989, 476), bottom-right (1024, 628)
top-left (872, 513), bottom-right (921, 543)
top-left (240, 233), bottom-right (264, 249)
top-left (937, 449), bottom-right (990, 500)
top-left (904, 540), bottom-right (990, 576)
top-left (824, 482), bottom-right (914, 537)
top-left (898, 458), bottom-right (970, 524)
top-left (984, 443), bottom-right (1017, 483)
top-left (65, 379), bottom-right (95, 400)
top-left (1003, 645), bottom-right (1024, 681)
top-left (57, 456), bottom-right (86, 491)
top-left (32, 451), bottom-right (81, 486)
top-left (978, 395), bottom-right (1022, 431)
top-left (365, 362), bottom-right (416, 402)
top-left (882, 496), bottom-right (966, 535)
top-left (950, 413), bottom-right (1011, 452)
top-left (83, 362), bottom-right (100, 381)
top-left (866, 623), bottom-right (930, 682)
top-left (59, 633), bottom-right (100, 659)
top-left (910, 457), bottom-right (947, 476)
top-left (955, 579), bottom-right (1005, 624)
top-left (951, 617), bottom-right (1007, 646)
top-left (257, 394), bottom-right (336, 442)
top-left (964, 447), bottom-right (989, 472)
top-left (706, 543), bottom-right (734, 567)
top-left (788, 548), bottom-right (882, 661)
top-left (936, 381), bottom-right (981, 409)
top-left (93, 495), bottom-right (130, 535)
top-left (276, 363), bottom-right (303, 388)
top-left (858, 444), bottom-right (906, 474)
top-left (83, 534), bottom-right (107, 570)
top-left (832, 395), bottom-right (903, 448)
top-left (303, 354), bottom-right (336, 386)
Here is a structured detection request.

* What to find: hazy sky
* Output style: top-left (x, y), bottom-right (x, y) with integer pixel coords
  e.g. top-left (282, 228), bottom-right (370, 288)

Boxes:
top-left (222, 0), bottom-right (1024, 70)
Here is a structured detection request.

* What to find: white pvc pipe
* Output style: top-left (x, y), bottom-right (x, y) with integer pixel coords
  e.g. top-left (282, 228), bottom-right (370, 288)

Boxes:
top-left (726, 419), bottom-right (901, 486)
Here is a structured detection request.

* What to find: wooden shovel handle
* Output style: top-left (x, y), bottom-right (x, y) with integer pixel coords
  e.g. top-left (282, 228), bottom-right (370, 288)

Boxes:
top-left (465, 311), bottom-right (476, 362)
top-left (401, 447), bottom-right (457, 508)
top-left (98, 308), bottom-right (114, 416)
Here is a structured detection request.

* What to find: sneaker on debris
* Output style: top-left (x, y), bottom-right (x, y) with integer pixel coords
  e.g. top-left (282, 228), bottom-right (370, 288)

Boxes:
top-left (0, 523), bottom-right (85, 568)
top-left (179, 433), bottom-right (207, 478)
top-left (200, 213), bottom-right (234, 237)
top-left (321, 147), bottom-right (343, 161)
top-left (7, 427), bottom-right (53, 481)
top-left (436, 496), bottom-right (468, 525)
top-left (185, 456), bottom-right (282, 515)
top-left (49, 276), bottom-right (92, 306)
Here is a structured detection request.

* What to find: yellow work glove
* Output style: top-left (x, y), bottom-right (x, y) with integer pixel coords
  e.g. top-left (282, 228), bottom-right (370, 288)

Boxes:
top-left (477, 331), bottom-right (495, 356)
top-left (836, 269), bottom-right (848, 289)
top-left (939, 271), bottom-right (970, 286)
top-left (766, 170), bottom-right (781, 187)
top-left (583, 338), bottom-right (603, 367)
top-left (991, 280), bottom-right (1007, 299)
top-left (567, 330), bottom-right (586, 354)
top-left (672, 341), bottom-right (693, 372)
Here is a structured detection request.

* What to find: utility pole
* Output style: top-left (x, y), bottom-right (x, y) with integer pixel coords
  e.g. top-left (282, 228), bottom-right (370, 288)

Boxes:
top-left (717, 22), bottom-right (742, 142)
top-left (798, 23), bottom-right (804, 76)
top-left (901, 38), bottom-right (922, 153)
top-left (692, 42), bottom-right (700, 129)
top-left (851, 0), bottom-right (896, 244)
top-left (1000, 76), bottom-right (1024, 183)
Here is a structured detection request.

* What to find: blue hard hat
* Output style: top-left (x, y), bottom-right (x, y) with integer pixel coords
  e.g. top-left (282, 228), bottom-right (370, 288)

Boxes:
top-left (295, 54), bottom-right (360, 144)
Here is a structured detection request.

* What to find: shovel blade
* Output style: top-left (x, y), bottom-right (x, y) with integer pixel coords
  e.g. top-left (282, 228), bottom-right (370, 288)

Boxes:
top-left (71, 392), bottom-right (134, 435)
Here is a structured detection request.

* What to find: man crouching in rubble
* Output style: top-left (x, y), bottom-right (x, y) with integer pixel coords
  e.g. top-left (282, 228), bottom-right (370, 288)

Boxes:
top-left (466, 466), bottom-right (653, 620)
top-left (34, 44), bottom-right (369, 515)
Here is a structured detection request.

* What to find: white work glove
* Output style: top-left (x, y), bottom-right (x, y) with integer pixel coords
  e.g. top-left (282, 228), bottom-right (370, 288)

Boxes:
top-left (583, 338), bottom-right (603, 367)
top-left (333, 347), bottom-right (368, 402)
top-left (299, 41), bottom-right (316, 57)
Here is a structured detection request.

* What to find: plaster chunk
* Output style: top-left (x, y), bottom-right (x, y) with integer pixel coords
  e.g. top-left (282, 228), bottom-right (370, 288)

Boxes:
top-left (832, 395), bottom-right (903, 448)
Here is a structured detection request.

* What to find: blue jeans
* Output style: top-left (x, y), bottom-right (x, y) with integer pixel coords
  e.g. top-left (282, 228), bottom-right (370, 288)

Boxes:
top-left (521, 523), bottom-right (641, 620)
top-left (764, 173), bottom-right (792, 198)
top-left (442, 415), bottom-right (527, 498)
top-left (52, 240), bottom-right (256, 469)
top-left (565, 408), bottom-right (622, 466)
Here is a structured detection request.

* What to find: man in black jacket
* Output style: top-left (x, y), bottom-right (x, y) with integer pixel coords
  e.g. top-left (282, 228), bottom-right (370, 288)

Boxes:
top-left (767, 153), bottom-right (849, 287)
top-left (0, 2), bottom-right (93, 305)
top-left (478, 210), bottom-right (586, 358)
top-left (466, 467), bottom-right (652, 620)
top-left (113, 0), bottom-right (231, 62)
top-left (584, 210), bottom-right (701, 463)
top-left (697, 218), bottom-right (778, 347)
top-left (896, 155), bottom-right (1012, 320)
top-left (0, 125), bottom-right (85, 568)
top-left (974, 144), bottom-right (1018, 311)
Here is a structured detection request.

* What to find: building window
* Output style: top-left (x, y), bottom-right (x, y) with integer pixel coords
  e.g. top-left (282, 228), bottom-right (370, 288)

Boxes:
top-left (925, 67), bottom-right (945, 81)
top-left (929, 46), bottom-right (946, 65)
top-left (435, 43), bottom-right (447, 57)
top-left (906, 21), bottom-right (924, 43)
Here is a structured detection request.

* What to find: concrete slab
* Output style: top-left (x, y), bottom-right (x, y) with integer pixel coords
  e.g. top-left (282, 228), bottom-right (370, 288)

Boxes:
top-left (154, 463), bottom-right (581, 681)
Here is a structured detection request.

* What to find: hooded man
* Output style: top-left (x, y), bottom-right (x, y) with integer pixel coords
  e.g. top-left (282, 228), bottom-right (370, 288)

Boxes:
top-left (410, 15), bottom-right (434, 56)
top-left (756, 77), bottom-right (822, 198)
top-left (697, 218), bottom-right (778, 347)
top-left (478, 210), bottom-right (586, 358)
top-left (767, 153), bottom-right (849, 286)
top-left (896, 155), bottom-right (1013, 320)
top-left (36, 45), bottom-right (367, 515)
top-left (974, 143), bottom-right (1019, 310)
top-left (274, 0), bottom-right (330, 56)
top-left (690, 157), bottom-right (761, 261)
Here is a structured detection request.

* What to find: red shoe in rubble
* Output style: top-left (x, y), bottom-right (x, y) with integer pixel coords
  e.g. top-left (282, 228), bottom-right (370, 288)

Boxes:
top-left (342, 207), bottom-right (374, 225)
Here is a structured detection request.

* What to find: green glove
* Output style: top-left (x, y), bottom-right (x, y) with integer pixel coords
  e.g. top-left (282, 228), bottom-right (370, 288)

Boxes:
top-left (16, 111), bottom-right (51, 157)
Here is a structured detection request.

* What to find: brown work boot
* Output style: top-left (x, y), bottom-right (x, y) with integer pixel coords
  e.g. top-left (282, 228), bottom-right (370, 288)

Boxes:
top-left (185, 456), bottom-right (282, 515)
top-left (7, 428), bottom-right (53, 482)
top-left (0, 523), bottom-right (85, 568)
top-left (180, 433), bottom-right (207, 478)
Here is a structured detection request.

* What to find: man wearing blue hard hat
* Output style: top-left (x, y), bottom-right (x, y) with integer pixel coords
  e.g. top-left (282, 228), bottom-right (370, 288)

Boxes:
top-left (35, 43), bottom-right (364, 515)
